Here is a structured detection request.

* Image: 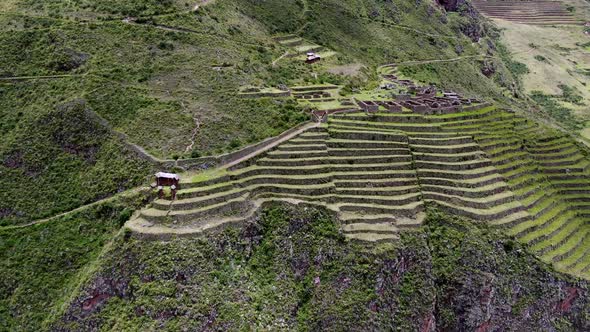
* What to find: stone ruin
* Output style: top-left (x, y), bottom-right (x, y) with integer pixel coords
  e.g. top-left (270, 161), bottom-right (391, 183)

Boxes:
top-left (356, 70), bottom-right (489, 115)
top-left (357, 93), bottom-right (486, 115)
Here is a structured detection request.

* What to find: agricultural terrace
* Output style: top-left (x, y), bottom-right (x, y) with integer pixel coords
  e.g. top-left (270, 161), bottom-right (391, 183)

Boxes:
top-left (472, 0), bottom-right (584, 25)
top-left (128, 102), bottom-right (590, 280)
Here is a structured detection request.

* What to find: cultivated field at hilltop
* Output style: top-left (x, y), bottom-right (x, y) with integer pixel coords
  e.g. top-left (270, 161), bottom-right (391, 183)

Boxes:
top-left (471, 0), bottom-right (590, 142)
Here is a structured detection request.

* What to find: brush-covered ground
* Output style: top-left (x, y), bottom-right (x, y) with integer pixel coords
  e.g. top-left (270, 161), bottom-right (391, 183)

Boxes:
top-left (0, 190), bottom-right (151, 331)
top-left (1, 0), bottom-right (523, 224)
top-left (40, 203), bottom-right (590, 331)
top-left (485, 0), bottom-right (590, 141)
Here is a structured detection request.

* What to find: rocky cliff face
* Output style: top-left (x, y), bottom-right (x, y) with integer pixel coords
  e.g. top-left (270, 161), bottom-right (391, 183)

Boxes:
top-left (437, 0), bottom-right (486, 42)
top-left (53, 204), bottom-right (589, 331)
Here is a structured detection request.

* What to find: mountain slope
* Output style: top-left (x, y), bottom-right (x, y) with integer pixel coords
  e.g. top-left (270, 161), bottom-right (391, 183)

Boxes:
top-left (53, 203), bottom-right (590, 331)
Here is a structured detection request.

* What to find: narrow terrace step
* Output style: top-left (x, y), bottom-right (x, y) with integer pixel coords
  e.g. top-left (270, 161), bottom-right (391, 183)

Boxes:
top-left (514, 182), bottom-right (551, 203)
top-left (415, 159), bottom-right (491, 171)
top-left (532, 146), bottom-right (579, 160)
top-left (401, 131), bottom-right (462, 139)
top-left (288, 138), bottom-right (327, 145)
top-left (258, 155), bottom-right (412, 167)
top-left (486, 146), bottom-right (527, 159)
top-left (338, 211), bottom-right (396, 224)
top-left (344, 232), bottom-right (399, 242)
top-left (490, 210), bottom-right (531, 228)
top-left (408, 136), bottom-right (474, 146)
top-left (547, 173), bottom-right (590, 181)
top-left (557, 187), bottom-right (590, 195)
top-left (542, 160), bottom-right (590, 174)
top-left (418, 173), bottom-right (505, 188)
top-left (561, 193), bottom-right (590, 203)
top-left (258, 155), bottom-right (412, 169)
top-left (254, 192), bottom-right (422, 206)
top-left (232, 162), bottom-right (415, 177)
top-left (568, 251), bottom-right (590, 276)
top-left (508, 174), bottom-right (541, 191)
top-left (530, 217), bottom-right (585, 256)
top-left (328, 128), bottom-right (407, 141)
top-left (331, 113), bottom-right (425, 123)
top-left (427, 199), bottom-right (526, 221)
top-left (443, 120), bottom-right (521, 133)
top-left (477, 138), bottom-right (521, 150)
top-left (427, 107), bottom-right (499, 121)
top-left (558, 240), bottom-right (590, 271)
top-left (551, 179), bottom-right (590, 188)
top-left (332, 170), bottom-right (419, 180)
top-left (417, 166), bottom-right (500, 180)
top-left (172, 183), bottom-right (337, 210)
top-left (334, 185), bottom-right (419, 196)
top-left (410, 143), bottom-right (481, 154)
top-left (277, 144), bottom-right (327, 151)
top-left (298, 132), bottom-right (329, 140)
top-left (488, 152), bottom-right (531, 167)
top-left (528, 137), bottom-right (568, 148)
top-left (266, 150), bottom-right (329, 159)
top-left (326, 139), bottom-right (407, 149)
top-left (342, 222), bottom-right (399, 234)
top-left (141, 194), bottom-right (251, 223)
top-left (329, 118), bottom-right (441, 133)
top-left (337, 200), bottom-right (424, 217)
top-left (520, 187), bottom-right (554, 210)
top-left (519, 210), bottom-right (578, 246)
top-left (529, 143), bottom-right (575, 154)
top-left (412, 151), bottom-right (486, 163)
top-left (537, 155), bottom-right (585, 168)
top-left (328, 148), bottom-right (411, 157)
top-left (334, 178), bottom-right (418, 188)
top-left (527, 194), bottom-right (558, 218)
top-left (543, 228), bottom-right (590, 264)
top-left (423, 190), bottom-right (516, 209)
top-left (421, 182), bottom-right (509, 198)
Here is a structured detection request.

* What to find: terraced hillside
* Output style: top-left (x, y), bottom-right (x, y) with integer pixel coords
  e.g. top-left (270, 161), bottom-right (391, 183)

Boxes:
top-left (128, 105), bottom-right (590, 279)
top-left (274, 35), bottom-right (338, 61)
top-left (472, 0), bottom-right (584, 25)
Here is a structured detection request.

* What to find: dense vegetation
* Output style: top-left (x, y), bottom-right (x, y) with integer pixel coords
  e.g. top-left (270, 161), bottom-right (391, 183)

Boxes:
top-left (0, 192), bottom-right (148, 331)
top-left (0, 82), bottom-right (152, 225)
top-left (51, 203), bottom-right (589, 331)
top-left (530, 85), bottom-right (587, 132)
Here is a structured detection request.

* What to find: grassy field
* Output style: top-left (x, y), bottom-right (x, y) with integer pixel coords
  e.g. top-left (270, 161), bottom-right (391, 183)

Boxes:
top-left (492, 18), bottom-right (590, 138)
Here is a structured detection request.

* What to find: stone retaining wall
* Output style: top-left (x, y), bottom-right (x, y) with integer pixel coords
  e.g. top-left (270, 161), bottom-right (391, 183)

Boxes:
top-left (239, 91), bottom-right (291, 98)
top-left (171, 121), bottom-right (313, 171)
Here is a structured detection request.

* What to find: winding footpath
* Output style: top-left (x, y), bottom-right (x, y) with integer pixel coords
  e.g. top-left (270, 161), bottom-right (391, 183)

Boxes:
top-left (0, 188), bottom-right (142, 231)
top-left (0, 121), bottom-right (319, 231)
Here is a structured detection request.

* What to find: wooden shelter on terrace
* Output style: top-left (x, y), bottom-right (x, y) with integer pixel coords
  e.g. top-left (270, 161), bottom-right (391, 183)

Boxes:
top-left (155, 172), bottom-right (180, 188)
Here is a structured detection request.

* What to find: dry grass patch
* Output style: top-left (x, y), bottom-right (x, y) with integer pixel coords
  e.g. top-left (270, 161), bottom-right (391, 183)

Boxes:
top-left (327, 63), bottom-right (365, 76)
top-left (495, 20), bottom-right (590, 99)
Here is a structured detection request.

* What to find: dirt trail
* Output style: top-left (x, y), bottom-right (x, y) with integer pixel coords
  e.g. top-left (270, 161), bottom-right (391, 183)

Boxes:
top-left (384, 54), bottom-right (495, 67)
top-left (2, 120), bottom-right (320, 230)
top-left (184, 112), bottom-right (201, 154)
top-left (0, 188), bottom-right (142, 231)
top-left (271, 51), bottom-right (289, 67)
top-left (0, 73), bottom-right (88, 81)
